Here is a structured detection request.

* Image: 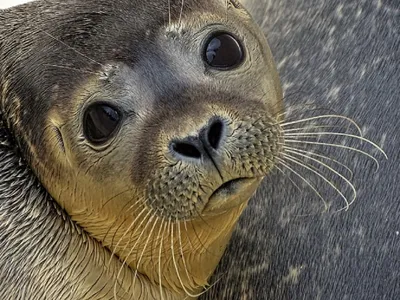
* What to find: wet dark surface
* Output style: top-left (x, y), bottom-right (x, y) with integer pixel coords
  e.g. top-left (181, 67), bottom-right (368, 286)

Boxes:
top-left (203, 1), bottom-right (400, 299)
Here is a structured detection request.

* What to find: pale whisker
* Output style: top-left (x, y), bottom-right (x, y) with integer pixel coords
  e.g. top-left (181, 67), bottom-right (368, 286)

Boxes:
top-left (280, 140), bottom-right (381, 171)
top-left (171, 221), bottom-right (204, 298)
top-left (171, 222), bottom-right (191, 296)
top-left (157, 221), bottom-right (167, 300)
top-left (44, 64), bottom-right (100, 75)
top-left (276, 157), bottom-right (328, 210)
top-left (283, 125), bottom-right (347, 133)
top-left (274, 163), bottom-right (302, 192)
top-left (284, 149), bottom-right (357, 208)
top-left (110, 206), bottom-right (154, 299)
top-left (283, 146), bottom-right (354, 179)
top-left (189, 219), bottom-right (218, 257)
top-left (183, 220), bottom-right (196, 252)
top-left (120, 210), bottom-right (154, 262)
top-left (131, 216), bottom-right (160, 295)
top-left (177, 221), bottom-right (193, 283)
top-left (178, 0), bottom-right (184, 28)
top-left (118, 198), bottom-right (160, 259)
top-left (280, 114), bottom-right (363, 136)
top-left (108, 202), bottom-right (147, 267)
top-left (168, 0), bottom-right (171, 27)
top-left (42, 30), bottom-right (106, 68)
top-left (114, 210), bottom-right (155, 299)
top-left (105, 197), bottom-right (144, 246)
top-left (281, 153), bottom-right (350, 210)
top-left (283, 132), bottom-right (387, 158)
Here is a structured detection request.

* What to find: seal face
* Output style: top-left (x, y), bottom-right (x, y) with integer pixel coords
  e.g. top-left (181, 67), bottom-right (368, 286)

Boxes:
top-left (0, 0), bottom-right (283, 298)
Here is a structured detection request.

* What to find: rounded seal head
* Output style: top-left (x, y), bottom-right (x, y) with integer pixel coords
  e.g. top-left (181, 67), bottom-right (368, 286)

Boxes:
top-left (0, 0), bottom-right (283, 297)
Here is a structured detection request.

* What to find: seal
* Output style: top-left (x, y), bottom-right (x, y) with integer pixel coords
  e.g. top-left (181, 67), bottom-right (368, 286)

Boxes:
top-left (0, 0), bottom-right (284, 299)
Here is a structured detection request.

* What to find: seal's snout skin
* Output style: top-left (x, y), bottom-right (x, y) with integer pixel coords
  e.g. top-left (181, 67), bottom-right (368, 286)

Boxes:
top-left (144, 94), bottom-right (283, 220)
top-left (155, 113), bottom-right (276, 217)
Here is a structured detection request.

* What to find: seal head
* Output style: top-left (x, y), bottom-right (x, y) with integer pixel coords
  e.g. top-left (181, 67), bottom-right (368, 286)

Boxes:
top-left (0, 0), bottom-right (283, 297)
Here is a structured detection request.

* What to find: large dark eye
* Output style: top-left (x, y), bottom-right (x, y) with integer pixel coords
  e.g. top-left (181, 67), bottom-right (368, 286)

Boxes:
top-left (204, 32), bottom-right (244, 69)
top-left (83, 103), bottom-right (121, 144)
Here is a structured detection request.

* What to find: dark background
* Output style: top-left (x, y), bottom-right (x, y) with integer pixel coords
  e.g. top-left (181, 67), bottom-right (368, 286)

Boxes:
top-left (203, 1), bottom-right (400, 299)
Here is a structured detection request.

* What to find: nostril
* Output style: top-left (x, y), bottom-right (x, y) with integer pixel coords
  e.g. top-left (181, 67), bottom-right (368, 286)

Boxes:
top-left (207, 119), bottom-right (225, 150)
top-left (172, 142), bottom-right (202, 159)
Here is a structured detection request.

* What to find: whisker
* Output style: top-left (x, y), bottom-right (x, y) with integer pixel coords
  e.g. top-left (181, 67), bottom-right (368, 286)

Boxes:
top-left (41, 31), bottom-right (106, 68)
top-left (178, 0), bottom-right (184, 28)
top-left (273, 163), bottom-right (303, 192)
top-left (157, 221), bottom-right (167, 300)
top-left (110, 205), bottom-right (152, 300)
top-left (183, 220), bottom-right (196, 253)
top-left (171, 220), bottom-right (205, 298)
top-left (276, 158), bottom-right (328, 210)
top-left (118, 207), bottom-right (154, 261)
top-left (280, 114), bottom-right (363, 136)
top-left (189, 219), bottom-right (219, 257)
top-left (177, 221), bottom-right (193, 284)
top-left (168, 0), bottom-right (171, 28)
top-left (109, 201), bottom-right (144, 245)
top-left (103, 196), bottom-right (141, 245)
top-left (114, 210), bottom-right (155, 299)
top-left (283, 132), bottom-right (387, 158)
top-left (108, 203), bottom-right (147, 266)
top-left (281, 153), bottom-right (351, 210)
top-left (116, 197), bottom-right (159, 261)
top-left (101, 188), bottom-right (133, 209)
top-left (282, 125), bottom-right (347, 133)
top-left (284, 149), bottom-right (357, 208)
top-left (131, 216), bottom-right (160, 295)
top-left (283, 146), bottom-right (354, 179)
top-left (44, 64), bottom-right (100, 75)
top-left (174, 219), bottom-right (224, 299)
top-left (264, 155), bottom-right (303, 192)
top-left (194, 206), bottom-right (216, 231)
top-left (280, 140), bottom-right (381, 171)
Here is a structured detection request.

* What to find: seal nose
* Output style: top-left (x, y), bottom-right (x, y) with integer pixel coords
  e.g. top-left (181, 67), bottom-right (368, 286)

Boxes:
top-left (203, 118), bottom-right (225, 151)
top-left (171, 139), bottom-right (202, 159)
top-left (170, 118), bottom-right (226, 161)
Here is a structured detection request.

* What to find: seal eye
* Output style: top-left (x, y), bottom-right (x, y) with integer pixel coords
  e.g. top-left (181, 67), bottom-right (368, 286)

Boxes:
top-left (204, 32), bottom-right (244, 69)
top-left (83, 103), bottom-right (121, 144)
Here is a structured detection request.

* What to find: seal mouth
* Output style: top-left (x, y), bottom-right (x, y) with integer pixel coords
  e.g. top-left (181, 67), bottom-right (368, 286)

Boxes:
top-left (203, 177), bottom-right (263, 215)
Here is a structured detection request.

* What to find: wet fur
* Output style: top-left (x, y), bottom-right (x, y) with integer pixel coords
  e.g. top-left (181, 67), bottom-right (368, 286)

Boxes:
top-left (0, 121), bottom-right (171, 299)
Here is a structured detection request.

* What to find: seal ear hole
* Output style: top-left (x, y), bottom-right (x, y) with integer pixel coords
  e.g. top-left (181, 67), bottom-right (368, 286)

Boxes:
top-left (204, 32), bottom-right (244, 70)
top-left (53, 127), bottom-right (65, 153)
top-left (83, 103), bottom-right (121, 145)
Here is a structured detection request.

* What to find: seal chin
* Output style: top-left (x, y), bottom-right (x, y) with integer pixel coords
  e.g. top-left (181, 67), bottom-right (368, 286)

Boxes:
top-left (203, 177), bottom-right (263, 216)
